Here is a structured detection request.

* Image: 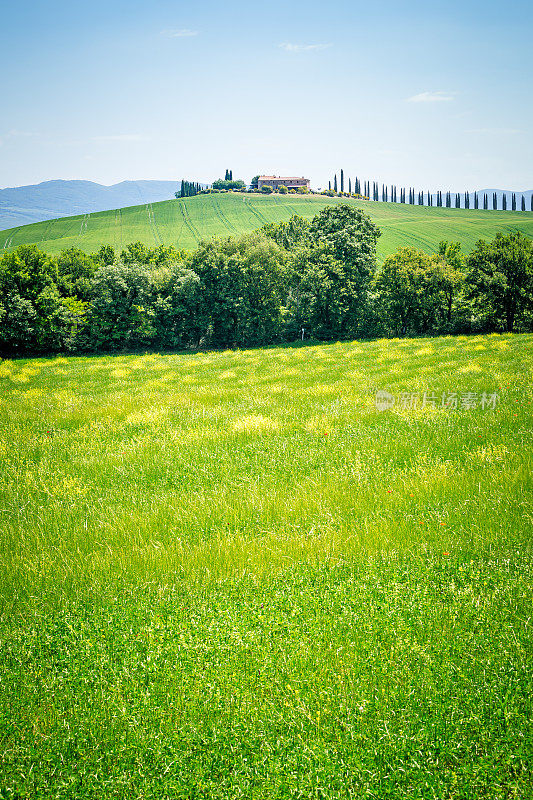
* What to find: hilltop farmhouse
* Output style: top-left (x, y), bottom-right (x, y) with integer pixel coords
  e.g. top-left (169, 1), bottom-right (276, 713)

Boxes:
top-left (257, 175), bottom-right (310, 191)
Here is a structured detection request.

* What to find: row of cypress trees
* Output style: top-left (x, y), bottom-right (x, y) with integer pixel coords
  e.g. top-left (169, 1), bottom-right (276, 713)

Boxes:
top-left (330, 173), bottom-right (532, 211)
top-left (177, 180), bottom-right (202, 198)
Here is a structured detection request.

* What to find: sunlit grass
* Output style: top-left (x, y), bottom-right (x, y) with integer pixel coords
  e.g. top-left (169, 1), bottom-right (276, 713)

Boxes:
top-left (2, 193), bottom-right (533, 261)
top-left (1, 334), bottom-right (532, 798)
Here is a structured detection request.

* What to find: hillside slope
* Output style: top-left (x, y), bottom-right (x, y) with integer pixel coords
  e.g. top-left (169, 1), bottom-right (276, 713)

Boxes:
top-left (0, 179), bottom-right (180, 231)
top-left (2, 193), bottom-right (532, 262)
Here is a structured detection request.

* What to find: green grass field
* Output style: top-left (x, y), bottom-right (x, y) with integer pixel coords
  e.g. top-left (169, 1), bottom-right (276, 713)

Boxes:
top-left (1, 334), bottom-right (532, 798)
top-left (2, 193), bottom-right (533, 262)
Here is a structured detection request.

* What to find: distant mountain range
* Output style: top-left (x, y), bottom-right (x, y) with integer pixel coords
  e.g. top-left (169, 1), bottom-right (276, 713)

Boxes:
top-left (0, 180), bottom-right (182, 231)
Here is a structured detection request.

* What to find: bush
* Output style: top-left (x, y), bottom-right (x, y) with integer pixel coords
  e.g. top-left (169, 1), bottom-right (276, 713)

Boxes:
top-left (278, 185), bottom-right (288, 194)
top-left (212, 179), bottom-right (246, 191)
top-left (297, 186), bottom-right (309, 194)
top-left (261, 185), bottom-right (273, 194)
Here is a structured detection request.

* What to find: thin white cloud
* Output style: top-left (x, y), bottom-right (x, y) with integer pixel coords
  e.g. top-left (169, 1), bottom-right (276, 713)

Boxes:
top-left (279, 42), bottom-right (331, 53)
top-left (0, 129), bottom-right (39, 146)
top-left (407, 91), bottom-right (455, 103)
top-left (93, 134), bottom-right (146, 142)
top-left (161, 28), bottom-right (198, 38)
top-left (465, 127), bottom-right (522, 135)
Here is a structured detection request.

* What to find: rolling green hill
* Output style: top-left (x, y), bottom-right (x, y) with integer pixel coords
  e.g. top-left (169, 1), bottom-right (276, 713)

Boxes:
top-left (2, 192), bottom-right (533, 262)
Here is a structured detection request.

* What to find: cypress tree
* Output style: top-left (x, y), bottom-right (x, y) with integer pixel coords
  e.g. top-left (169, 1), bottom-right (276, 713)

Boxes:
top-left (349, 177), bottom-right (352, 194)
top-left (483, 193), bottom-right (488, 210)
top-left (493, 192), bottom-right (497, 210)
top-left (502, 193), bottom-right (507, 210)
top-left (328, 180), bottom-right (331, 191)
top-left (340, 169), bottom-right (344, 193)
top-left (474, 192), bottom-right (478, 209)
top-left (465, 192), bottom-right (470, 209)
top-left (512, 193), bottom-right (516, 211)
top-left (334, 174), bottom-right (338, 193)
top-left (229, 170), bottom-right (233, 181)
top-left (521, 195), bottom-right (526, 212)
top-left (531, 195), bottom-right (533, 212)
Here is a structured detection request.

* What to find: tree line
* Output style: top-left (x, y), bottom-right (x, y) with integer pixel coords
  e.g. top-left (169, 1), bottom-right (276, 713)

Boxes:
top-left (329, 174), bottom-right (533, 211)
top-left (1, 206), bottom-right (532, 357)
top-left (176, 180), bottom-right (202, 198)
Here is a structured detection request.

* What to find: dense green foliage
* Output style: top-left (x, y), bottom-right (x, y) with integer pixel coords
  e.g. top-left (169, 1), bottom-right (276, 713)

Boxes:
top-left (1, 334), bottom-right (532, 798)
top-left (212, 178), bottom-right (246, 191)
top-left (3, 193), bottom-right (533, 260)
top-left (176, 180), bottom-right (202, 198)
top-left (1, 207), bottom-right (532, 355)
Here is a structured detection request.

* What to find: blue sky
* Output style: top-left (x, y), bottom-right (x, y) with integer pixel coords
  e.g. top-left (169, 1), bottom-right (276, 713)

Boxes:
top-left (1, 0), bottom-right (532, 190)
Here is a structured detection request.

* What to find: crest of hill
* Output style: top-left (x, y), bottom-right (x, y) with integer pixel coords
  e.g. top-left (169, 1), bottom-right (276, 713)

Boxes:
top-left (1, 192), bottom-right (532, 264)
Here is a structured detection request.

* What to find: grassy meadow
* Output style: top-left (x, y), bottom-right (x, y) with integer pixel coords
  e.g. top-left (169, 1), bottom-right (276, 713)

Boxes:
top-left (1, 334), bottom-right (532, 798)
top-left (2, 192), bottom-right (533, 262)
